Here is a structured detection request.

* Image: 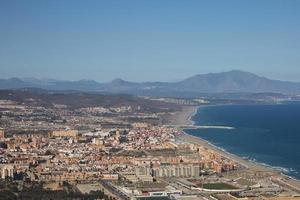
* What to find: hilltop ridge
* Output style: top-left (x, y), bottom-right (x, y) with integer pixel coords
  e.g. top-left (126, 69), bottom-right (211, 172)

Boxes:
top-left (1, 70), bottom-right (300, 96)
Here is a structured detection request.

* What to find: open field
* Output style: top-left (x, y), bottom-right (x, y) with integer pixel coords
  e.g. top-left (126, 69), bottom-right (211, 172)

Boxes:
top-left (202, 183), bottom-right (238, 190)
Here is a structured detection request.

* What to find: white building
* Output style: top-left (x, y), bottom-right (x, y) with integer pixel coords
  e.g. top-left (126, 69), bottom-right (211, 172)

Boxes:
top-left (0, 164), bottom-right (15, 179)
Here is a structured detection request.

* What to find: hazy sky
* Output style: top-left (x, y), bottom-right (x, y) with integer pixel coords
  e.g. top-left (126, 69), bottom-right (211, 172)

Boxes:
top-left (1, 0), bottom-right (300, 82)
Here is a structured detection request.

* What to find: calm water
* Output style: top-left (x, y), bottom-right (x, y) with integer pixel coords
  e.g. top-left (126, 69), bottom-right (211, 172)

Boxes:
top-left (185, 103), bottom-right (300, 180)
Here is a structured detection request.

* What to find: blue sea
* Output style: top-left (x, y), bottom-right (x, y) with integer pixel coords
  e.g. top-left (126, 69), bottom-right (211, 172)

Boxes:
top-left (185, 103), bottom-right (300, 180)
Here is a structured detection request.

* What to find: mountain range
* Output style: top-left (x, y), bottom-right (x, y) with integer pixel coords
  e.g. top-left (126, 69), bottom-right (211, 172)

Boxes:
top-left (1, 70), bottom-right (300, 97)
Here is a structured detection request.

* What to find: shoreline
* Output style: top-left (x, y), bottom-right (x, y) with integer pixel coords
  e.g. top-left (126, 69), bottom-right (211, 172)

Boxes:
top-left (164, 105), bottom-right (199, 126)
top-left (167, 104), bottom-right (300, 192)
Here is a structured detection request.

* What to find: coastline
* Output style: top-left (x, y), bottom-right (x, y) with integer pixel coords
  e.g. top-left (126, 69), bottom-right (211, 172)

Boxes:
top-left (167, 105), bottom-right (300, 192)
top-left (164, 105), bottom-right (199, 126)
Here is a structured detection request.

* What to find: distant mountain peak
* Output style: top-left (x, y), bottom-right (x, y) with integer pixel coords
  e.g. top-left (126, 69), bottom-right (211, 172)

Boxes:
top-left (226, 69), bottom-right (260, 76)
top-left (228, 69), bottom-right (248, 73)
top-left (78, 79), bottom-right (98, 83)
top-left (111, 78), bottom-right (126, 83)
top-left (110, 78), bottom-right (134, 86)
top-left (1, 70), bottom-right (300, 95)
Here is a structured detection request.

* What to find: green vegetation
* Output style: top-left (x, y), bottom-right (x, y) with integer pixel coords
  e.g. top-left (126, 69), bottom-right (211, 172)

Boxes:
top-left (0, 181), bottom-right (111, 200)
top-left (202, 183), bottom-right (238, 190)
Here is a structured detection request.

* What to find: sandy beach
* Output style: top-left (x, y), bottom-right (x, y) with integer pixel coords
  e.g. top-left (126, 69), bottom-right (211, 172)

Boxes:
top-left (166, 105), bottom-right (300, 192)
top-left (164, 105), bottom-right (198, 126)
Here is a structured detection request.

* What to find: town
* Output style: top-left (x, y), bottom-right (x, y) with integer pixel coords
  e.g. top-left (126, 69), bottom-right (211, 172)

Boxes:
top-left (0, 91), bottom-right (299, 200)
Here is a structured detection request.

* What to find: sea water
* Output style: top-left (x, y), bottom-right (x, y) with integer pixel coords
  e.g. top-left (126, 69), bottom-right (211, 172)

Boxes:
top-left (185, 103), bottom-right (300, 180)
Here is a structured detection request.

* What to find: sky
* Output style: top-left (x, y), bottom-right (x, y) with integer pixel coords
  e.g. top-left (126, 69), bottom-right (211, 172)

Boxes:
top-left (0, 0), bottom-right (300, 82)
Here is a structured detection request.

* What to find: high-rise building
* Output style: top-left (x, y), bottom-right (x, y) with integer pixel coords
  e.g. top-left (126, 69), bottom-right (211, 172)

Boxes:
top-left (152, 164), bottom-right (200, 178)
top-left (0, 164), bottom-right (14, 179)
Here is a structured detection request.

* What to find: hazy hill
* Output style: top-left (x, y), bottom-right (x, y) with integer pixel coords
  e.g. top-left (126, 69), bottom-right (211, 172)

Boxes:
top-left (172, 70), bottom-right (300, 93)
top-left (1, 70), bottom-right (300, 96)
top-left (0, 89), bottom-right (180, 112)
